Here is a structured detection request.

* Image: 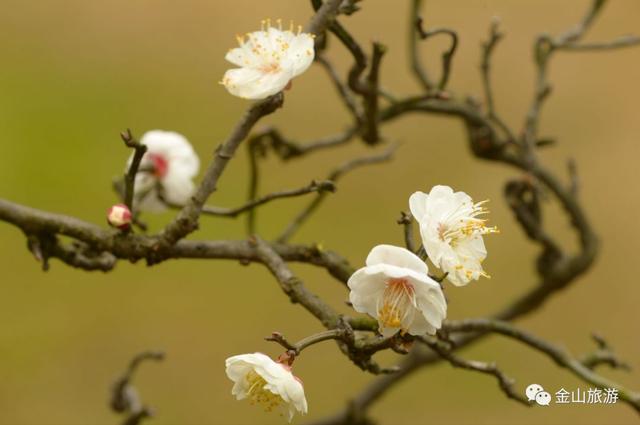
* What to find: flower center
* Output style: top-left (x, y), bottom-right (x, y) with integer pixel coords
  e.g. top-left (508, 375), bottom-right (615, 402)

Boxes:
top-left (259, 62), bottom-right (282, 74)
top-left (147, 153), bottom-right (168, 178)
top-left (378, 278), bottom-right (415, 330)
top-left (246, 370), bottom-right (283, 412)
top-left (438, 200), bottom-right (498, 246)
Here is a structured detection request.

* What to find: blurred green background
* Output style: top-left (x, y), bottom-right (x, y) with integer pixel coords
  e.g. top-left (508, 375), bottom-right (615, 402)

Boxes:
top-left (1, 1), bottom-right (639, 424)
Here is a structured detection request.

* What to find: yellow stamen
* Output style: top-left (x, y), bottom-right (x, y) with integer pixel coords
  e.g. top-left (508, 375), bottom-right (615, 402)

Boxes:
top-left (259, 62), bottom-right (282, 74)
top-left (245, 370), bottom-right (283, 413)
top-left (378, 278), bottom-right (415, 331)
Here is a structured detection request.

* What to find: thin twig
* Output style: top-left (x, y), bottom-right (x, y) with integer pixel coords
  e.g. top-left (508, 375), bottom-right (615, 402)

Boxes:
top-left (409, 0), bottom-right (434, 91)
top-left (245, 127), bottom-right (356, 234)
top-left (397, 211), bottom-right (417, 253)
top-left (445, 319), bottom-right (640, 412)
top-left (172, 180), bottom-right (336, 218)
top-left (111, 350), bottom-right (165, 425)
top-left (557, 35), bottom-right (640, 51)
top-left (121, 129), bottom-right (148, 212)
top-left (276, 145), bottom-right (397, 243)
top-left (416, 18), bottom-right (459, 91)
top-left (420, 335), bottom-right (531, 406)
top-left (480, 18), bottom-right (516, 142)
top-left (580, 333), bottom-right (631, 371)
top-left (266, 329), bottom-right (346, 355)
top-left (523, 0), bottom-right (608, 151)
top-left (161, 94), bottom-right (284, 245)
top-left (316, 55), bottom-right (362, 119)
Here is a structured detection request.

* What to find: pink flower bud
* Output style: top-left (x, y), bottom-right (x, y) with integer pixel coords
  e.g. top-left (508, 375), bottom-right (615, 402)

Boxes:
top-left (107, 204), bottom-right (132, 229)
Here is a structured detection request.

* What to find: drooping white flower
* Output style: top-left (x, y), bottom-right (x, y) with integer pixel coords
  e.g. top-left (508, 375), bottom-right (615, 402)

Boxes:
top-left (128, 130), bottom-right (200, 212)
top-left (107, 203), bottom-right (132, 229)
top-left (409, 185), bottom-right (498, 286)
top-left (348, 244), bottom-right (447, 337)
top-left (225, 352), bottom-right (308, 422)
top-left (221, 19), bottom-right (315, 100)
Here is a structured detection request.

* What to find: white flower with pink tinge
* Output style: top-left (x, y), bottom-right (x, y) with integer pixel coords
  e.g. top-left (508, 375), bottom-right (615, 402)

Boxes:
top-left (221, 19), bottom-right (315, 100)
top-left (409, 185), bottom-right (499, 286)
top-left (348, 245), bottom-right (447, 337)
top-left (225, 352), bottom-right (307, 422)
top-left (128, 130), bottom-right (200, 212)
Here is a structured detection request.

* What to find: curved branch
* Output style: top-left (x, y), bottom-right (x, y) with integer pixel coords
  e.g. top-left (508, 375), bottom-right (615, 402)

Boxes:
top-left (276, 144), bottom-right (397, 243)
top-left (445, 319), bottom-right (640, 412)
top-left (198, 180), bottom-right (336, 218)
top-left (415, 18), bottom-right (459, 91)
top-left (160, 94), bottom-right (284, 245)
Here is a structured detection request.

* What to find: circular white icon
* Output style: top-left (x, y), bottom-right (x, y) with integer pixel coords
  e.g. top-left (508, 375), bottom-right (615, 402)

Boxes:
top-left (535, 391), bottom-right (552, 406)
top-left (525, 383), bottom-right (544, 401)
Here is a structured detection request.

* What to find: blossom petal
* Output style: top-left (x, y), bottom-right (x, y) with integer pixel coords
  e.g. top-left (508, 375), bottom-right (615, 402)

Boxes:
top-left (281, 32), bottom-right (315, 77)
top-left (222, 67), bottom-right (293, 100)
top-left (160, 175), bottom-right (196, 206)
top-left (365, 244), bottom-right (428, 275)
top-left (406, 310), bottom-right (437, 336)
top-left (225, 46), bottom-right (261, 68)
top-left (415, 287), bottom-right (447, 328)
top-left (348, 268), bottom-right (386, 319)
top-left (408, 191), bottom-right (428, 221)
top-left (424, 185), bottom-right (457, 220)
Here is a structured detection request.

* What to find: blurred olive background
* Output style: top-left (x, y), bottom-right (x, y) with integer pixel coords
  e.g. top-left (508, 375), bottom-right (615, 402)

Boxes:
top-left (1, 1), bottom-right (639, 424)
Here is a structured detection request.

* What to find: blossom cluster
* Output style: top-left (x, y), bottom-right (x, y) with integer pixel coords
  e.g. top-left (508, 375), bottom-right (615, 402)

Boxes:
top-left (349, 185), bottom-right (498, 338)
top-left (222, 185), bottom-right (498, 422)
top-left (104, 20), bottom-right (499, 424)
top-left (108, 21), bottom-right (318, 216)
top-left (104, 21), bottom-right (321, 421)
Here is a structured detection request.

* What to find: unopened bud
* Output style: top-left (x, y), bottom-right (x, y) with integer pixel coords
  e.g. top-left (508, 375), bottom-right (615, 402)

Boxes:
top-left (107, 204), bottom-right (132, 229)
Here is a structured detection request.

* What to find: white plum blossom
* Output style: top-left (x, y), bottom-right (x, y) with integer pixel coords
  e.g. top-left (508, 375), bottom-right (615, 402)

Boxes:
top-left (221, 19), bottom-right (315, 100)
top-left (106, 203), bottom-right (131, 229)
top-left (348, 244), bottom-right (447, 337)
top-left (128, 130), bottom-right (200, 212)
top-left (409, 185), bottom-right (498, 286)
top-left (225, 352), bottom-right (308, 422)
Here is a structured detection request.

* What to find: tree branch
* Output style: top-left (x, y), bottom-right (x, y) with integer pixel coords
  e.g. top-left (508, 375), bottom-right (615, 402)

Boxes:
top-left (409, 0), bottom-right (434, 91)
top-left (276, 144), bottom-right (397, 243)
top-left (480, 18), bottom-right (516, 142)
top-left (415, 18), bottom-right (459, 92)
top-left (419, 335), bottom-right (531, 406)
top-left (160, 94), bottom-right (284, 245)
top-left (181, 180), bottom-right (336, 218)
top-left (445, 319), bottom-right (640, 412)
top-left (110, 350), bottom-right (165, 425)
top-left (316, 55), bottom-right (362, 120)
top-left (120, 129), bottom-right (148, 212)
